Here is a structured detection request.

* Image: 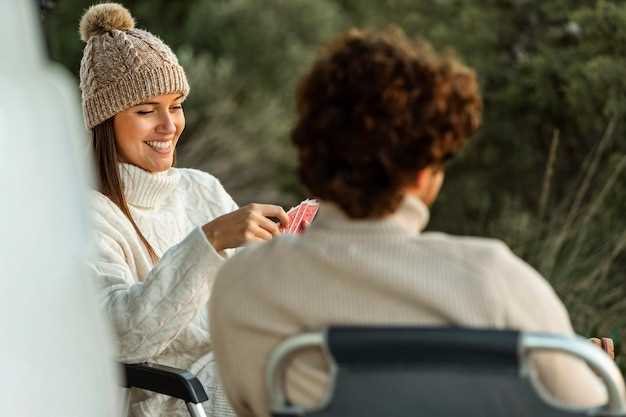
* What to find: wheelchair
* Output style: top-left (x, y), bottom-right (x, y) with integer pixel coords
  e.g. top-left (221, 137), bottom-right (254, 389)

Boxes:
top-left (266, 327), bottom-right (626, 417)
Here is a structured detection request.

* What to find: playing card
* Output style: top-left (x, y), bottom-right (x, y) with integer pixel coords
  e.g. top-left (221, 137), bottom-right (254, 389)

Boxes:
top-left (281, 199), bottom-right (319, 234)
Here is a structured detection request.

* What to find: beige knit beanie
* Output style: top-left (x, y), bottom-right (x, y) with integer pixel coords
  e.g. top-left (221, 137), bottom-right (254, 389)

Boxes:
top-left (79, 3), bottom-right (189, 129)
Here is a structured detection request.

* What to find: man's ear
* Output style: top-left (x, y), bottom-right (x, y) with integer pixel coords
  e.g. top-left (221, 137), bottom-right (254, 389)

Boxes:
top-left (405, 168), bottom-right (433, 195)
top-left (404, 166), bottom-right (444, 206)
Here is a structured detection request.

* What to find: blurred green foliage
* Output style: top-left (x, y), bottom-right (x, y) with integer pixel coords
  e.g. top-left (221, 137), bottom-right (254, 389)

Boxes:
top-left (44, 0), bottom-right (625, 360)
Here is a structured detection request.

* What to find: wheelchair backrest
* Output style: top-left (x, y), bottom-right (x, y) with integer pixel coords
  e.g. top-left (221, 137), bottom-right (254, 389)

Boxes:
top-left (268, 326), bottom-right (625, 417)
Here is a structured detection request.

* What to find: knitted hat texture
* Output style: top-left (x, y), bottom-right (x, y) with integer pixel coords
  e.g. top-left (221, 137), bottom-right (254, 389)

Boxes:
top-left (79, 3), bottom-right (189, 128)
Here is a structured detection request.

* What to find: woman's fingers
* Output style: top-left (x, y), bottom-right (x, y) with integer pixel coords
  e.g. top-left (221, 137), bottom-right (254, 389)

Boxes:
top-left (602, 338), bottom-right (615, 359)
top-left (252, 212), bottom-right (281, 236)
top-left (252, 204), bottom-right (289, 227)
top-left (249, 224), bottom-right (273, 241)
top-left (590, 337), bottom-right (615, 360)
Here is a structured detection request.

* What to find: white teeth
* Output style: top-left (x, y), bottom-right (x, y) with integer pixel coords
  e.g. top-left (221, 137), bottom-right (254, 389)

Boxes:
top-left (146, 141), bottom-right (171, 150)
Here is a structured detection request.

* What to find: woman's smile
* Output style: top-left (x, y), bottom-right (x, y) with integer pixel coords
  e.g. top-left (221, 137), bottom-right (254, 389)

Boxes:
top-left (145, 140), bottom-right (173, 154)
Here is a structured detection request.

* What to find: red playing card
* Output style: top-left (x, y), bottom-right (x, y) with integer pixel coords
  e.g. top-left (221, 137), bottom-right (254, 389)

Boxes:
top-left (285, 210), bottom-right (297, 229)
top-left (298, 203), bottom-right (319, 233)
top-left (281, 206), bottom-right (299, 233)
top-left (287, 202), bottom-right (306, 233)
top-left (281, 199), bottom-right (319, 234)
top-left (282, 204), bottom-right (301, 233)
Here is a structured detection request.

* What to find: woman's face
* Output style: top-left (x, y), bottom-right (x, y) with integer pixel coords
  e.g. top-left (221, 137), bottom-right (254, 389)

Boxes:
top-left (113, 93), bottom-right (185, 173)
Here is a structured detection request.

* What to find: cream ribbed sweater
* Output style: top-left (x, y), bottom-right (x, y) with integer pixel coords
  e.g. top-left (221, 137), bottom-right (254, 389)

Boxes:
top-left (210, 196), bottom-right (606, 417)
top-left (89, 163), bottom-right (237, 417)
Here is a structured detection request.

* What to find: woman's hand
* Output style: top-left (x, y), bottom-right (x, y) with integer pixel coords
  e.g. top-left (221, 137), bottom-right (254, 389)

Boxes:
top-left (590, 337), bottom-right (615, 360)
top-left (202, 204), bottom-right (289, 252)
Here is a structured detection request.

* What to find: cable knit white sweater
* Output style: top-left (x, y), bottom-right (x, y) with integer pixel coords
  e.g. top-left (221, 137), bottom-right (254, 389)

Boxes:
top-left (210, 196), bottom-right (606, 417)
top-left (89, 163), bottom-right (237, 417)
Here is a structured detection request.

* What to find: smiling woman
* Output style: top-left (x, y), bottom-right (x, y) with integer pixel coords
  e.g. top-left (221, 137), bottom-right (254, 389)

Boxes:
top-left (91, 93), bottom-right (188, 261)
top-left (79, 3), bottom-right (288, 417)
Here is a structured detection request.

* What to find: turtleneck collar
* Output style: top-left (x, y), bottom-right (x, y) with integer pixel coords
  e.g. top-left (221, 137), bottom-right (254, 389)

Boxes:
top-left (312, 194), bottom-right (430, 236)
top-left (118, 163), bottom-right (180, 208)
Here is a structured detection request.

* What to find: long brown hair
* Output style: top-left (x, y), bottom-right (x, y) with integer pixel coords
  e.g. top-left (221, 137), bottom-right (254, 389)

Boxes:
top-left (92, 118), bottom-right (159, 263)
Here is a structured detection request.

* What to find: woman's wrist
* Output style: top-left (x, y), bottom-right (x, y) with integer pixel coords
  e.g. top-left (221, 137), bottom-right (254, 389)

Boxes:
top-left (202, 222), bottom-right (223, 252)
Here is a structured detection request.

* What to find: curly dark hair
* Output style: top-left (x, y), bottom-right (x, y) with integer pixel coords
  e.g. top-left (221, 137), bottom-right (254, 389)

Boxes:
top-left (292, 27), bottom-right (482, 218)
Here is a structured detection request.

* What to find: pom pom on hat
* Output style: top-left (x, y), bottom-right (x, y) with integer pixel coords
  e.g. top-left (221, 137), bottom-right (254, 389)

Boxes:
top-left (79, 3), bottom-right (135, 42)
